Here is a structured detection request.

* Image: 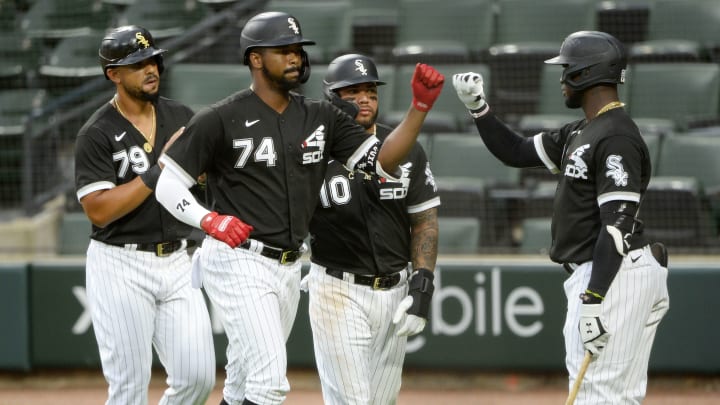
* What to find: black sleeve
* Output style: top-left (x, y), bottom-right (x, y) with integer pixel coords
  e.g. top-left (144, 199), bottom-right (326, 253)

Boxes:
top-left (472, 113), bottom-right (544, 168)
top-left (587, 200), bottom-right (640, 300)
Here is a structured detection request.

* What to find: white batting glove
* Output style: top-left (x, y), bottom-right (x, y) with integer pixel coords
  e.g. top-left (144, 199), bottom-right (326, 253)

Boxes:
top-left (299, 273), bottom-right (309, 293)
top-left (452, 72), bottom-right (487, 113)
top-left (392, 296), bottom-right (427, 337)
top-left (579, 303), bottom-right (610, 357)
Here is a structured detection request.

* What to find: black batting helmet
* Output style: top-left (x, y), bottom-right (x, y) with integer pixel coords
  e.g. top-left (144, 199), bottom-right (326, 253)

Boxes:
top-left (240, 11), bottom-right (315, 83)
top-left (322, 54), bottom-right (386, 100)
top-left (545, 30), bottom-right (627, 91)
top-left (99, 25), bottom-right (166, 80)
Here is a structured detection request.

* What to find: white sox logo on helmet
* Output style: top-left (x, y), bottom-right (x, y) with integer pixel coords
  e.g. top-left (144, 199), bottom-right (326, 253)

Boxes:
top-left (354, 59), bottom-right (368, 76)
top-left (135, 32), bottom-right (150, 48)
top-left (287, 17), bottom-right (300, 35)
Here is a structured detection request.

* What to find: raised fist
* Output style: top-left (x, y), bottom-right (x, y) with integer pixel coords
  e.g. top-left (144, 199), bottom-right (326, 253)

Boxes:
top-left (452, 72), bottom-right (487, 112)
top-left (411, 63), bottom-right (445, 112)
top-left (200, 211), bottom-right (253, 248)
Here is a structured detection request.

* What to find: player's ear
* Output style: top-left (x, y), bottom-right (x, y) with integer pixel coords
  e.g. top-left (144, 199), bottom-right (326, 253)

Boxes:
top-left (106, 67), bottom-right (121, 84)
top-left (248, 51), bottom-right (263, 69)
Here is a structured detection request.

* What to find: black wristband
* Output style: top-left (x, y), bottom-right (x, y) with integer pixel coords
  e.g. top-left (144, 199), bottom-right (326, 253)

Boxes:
top-left (407, 267), bottom-right (435, 319)
top-left (469, 103), bottom-right (490, 119)
top-left (140, 165), bottom-right (162, 191)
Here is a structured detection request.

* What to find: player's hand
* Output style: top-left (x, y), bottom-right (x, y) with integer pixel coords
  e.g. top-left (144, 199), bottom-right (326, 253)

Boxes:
top-left (579, 303), bottom-right (610, 357)
top-left (411, 63), bottom-right (444, 112)
top-left (452, 72), bottom-right (487, 112)
top-left (392, 296), bottom-right (427, 336)
top-left (392, 268), bottom-right (435, 336)
top-left (200, 211), bottom-right (253, 248)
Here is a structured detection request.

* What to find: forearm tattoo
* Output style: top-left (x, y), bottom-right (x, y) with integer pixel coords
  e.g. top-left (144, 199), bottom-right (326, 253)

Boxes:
top-left (410, 208), bottom-right (439, 271)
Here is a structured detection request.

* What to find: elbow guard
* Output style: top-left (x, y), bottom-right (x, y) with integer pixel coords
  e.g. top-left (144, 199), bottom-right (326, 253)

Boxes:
top-left (601, 201), bottom-right (639, 257)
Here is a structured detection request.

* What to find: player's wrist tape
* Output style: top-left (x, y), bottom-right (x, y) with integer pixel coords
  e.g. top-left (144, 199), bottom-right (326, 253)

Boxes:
top-left (407, 268), bottom-right (435, 319)
top-left (469, 103), bottom-right (490, 119)
top-left (140, 165), bottom-right (162, 191)
top-left (580, 289), bottom-right (604, 304)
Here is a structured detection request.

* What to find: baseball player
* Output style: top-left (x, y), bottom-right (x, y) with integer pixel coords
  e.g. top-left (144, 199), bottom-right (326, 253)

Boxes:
top-left (74, 26), bottom-right (215, 405)
top-left (153, 11), bottom-right (444, 405)
top-left (303, 53), bottom-right (440, 405)
top-left (452, 31), bottom-right (670, 404)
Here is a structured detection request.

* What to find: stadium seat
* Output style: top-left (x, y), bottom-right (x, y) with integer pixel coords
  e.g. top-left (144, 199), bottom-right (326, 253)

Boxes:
top-left (57, 211), bottom-right (91, 255)
top-left (629, 0), bottom-right (720, 62)
top-left (438, 216), bottom-right (481, 254)
top-left (20, 0), bottom-right (112, 41)
top-left (116, 0), bottom-right (210, 40)
top-left (347, 0), bottom-right (400, 60)
top-left (641, 176), bottom-right (718, 249)
top-left (265, 0), bottom-right (352, 63)
top-left (519, 217), bottom-right (552, 255)
top-left (162, 63), bottom-right (251, 112)
top-left (487, 0), bottom-right (596, 119)
top-left (626, 63), bottom-right (720, 130)
top-left (0, 32), bottom-right (42, 89)
top-left (38, 31), bottom-right (106, 94)
top-left (595, 0), bottom-right (650, 44)
top-left (391, 0), bottom-right (494, 64)
top-left (430, 133), bottom-right (521, 247)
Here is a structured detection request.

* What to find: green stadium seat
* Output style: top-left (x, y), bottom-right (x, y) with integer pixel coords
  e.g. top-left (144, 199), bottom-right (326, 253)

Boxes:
top-left (519, 217), bottom-right (552, 255)
top-left (20, 0), bottom-right (112, 41)
top-left (162, 63), bottom-right (251, 112)
top-left (641, 176), bottom-right (718, 249)
top-left (438, 216), bottom-right (481, 254)
top-left (116, 0), bottom-right (210, 40)
top-left (487, 0), bottom-right (596, 119)
top-left (0, 32), bottom-right (42, 89)
top-left (38, 31), bottom-right (105, 94)
top-left (629, 0), bottom-right (720, 62)
top-left (57, 211), bottom-right (91, 255)
top-left (391, 0), bottom-right (494, 64)
top-left (626, 63), bottom-right (720, 130)
top-left (265, 0), bottom-right (352, 63)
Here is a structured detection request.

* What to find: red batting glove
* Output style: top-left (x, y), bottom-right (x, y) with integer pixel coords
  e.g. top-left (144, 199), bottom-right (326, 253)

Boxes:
top-left (200, 211), bottom-right (253, 248)
top-left (411, 63), bottom-right (445, 112)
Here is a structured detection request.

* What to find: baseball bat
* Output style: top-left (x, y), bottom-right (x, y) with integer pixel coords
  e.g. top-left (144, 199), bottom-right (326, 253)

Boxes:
top-left (565, 351), bottom-right (592, 405)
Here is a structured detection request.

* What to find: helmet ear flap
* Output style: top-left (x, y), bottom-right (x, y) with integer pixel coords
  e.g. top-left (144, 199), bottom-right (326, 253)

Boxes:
top-left (298, 50), bottom-right (311, 84)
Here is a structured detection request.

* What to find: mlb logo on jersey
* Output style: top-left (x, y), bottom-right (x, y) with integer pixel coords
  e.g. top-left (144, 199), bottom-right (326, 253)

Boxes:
top-left (301, 125), bottom-right (326, 164)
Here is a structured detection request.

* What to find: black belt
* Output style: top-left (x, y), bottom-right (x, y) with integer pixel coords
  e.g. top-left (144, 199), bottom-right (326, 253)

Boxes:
top-left (239, 241), bottom-right (301, 264)
top-left (108, 240), bottom-right (194, 257)
top-left (325, 268), bottom-right (402, 290)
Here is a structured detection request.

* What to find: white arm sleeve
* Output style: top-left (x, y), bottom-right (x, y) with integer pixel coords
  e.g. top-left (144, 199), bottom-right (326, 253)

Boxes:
top-left (155, 164), bottom-right (210, 228)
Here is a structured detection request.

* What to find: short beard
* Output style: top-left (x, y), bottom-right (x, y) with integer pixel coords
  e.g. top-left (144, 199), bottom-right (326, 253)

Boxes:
top-left (124, 83), bottom-right (159, 103)
top-left (565, 88), bottom-right (583, 109)
top-left (262, 66), bottom-right (301, 92)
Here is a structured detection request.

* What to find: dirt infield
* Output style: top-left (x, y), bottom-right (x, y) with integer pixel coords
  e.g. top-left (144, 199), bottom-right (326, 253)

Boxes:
top-left (0, 368), bottom-right (718, 404)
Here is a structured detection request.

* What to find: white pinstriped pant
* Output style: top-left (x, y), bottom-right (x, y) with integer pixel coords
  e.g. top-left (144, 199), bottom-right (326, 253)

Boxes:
top-left (305, 262), bottom-right (410, 405)
top-left (200, 236), bottom-right (302, 405)
top-left (86, 240), bottom-right (216, 405)
top-left (563, 244), bottom-right (670, 404)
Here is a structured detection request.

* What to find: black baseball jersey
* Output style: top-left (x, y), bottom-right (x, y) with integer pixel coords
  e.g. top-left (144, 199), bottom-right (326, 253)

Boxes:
top-left (309, 123), bottom-right (440, 275)
top-left (534, 107), bottom-right (651, 264)
top-left (74, 97), bottom-right (196, 244)
top-left (162, 89), bottom-right (385, 250)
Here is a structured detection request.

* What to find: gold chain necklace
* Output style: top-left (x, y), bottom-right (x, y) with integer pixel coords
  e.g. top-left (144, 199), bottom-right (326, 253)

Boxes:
top-left (114, 95), bottom-right (156, 153)
top-left (596, 101), bottom-right (625, 118)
